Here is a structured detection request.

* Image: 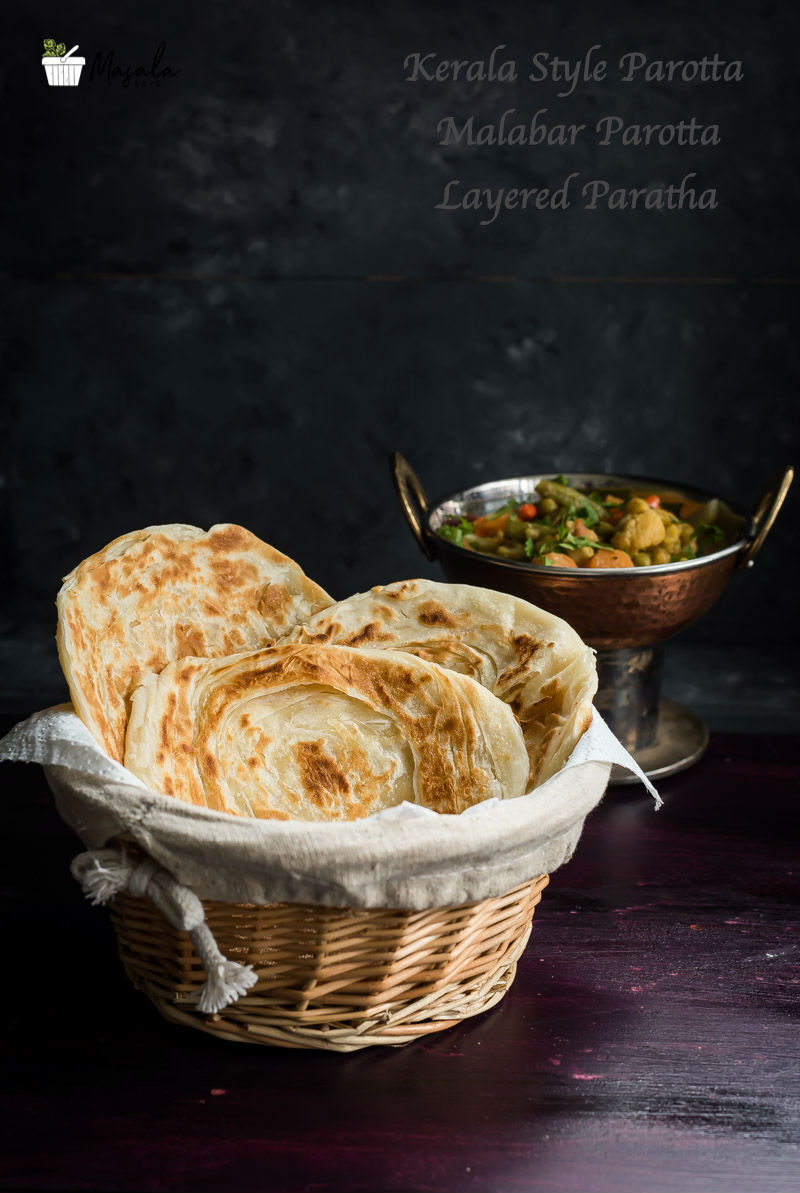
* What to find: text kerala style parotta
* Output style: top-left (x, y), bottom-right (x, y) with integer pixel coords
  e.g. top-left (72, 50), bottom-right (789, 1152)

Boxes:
top-left (123, 643), bottom-right (529, 820)
top-left (57, 524), bottom-right (332, 763)
top-left (281, 579), bottom-right (597, 788)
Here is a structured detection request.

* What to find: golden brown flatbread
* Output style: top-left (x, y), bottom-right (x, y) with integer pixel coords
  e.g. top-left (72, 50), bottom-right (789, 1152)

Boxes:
top-left (57, 524), bottom-right (331, 762)
top-left (282, 579), bottom-right (597, 788)
top-left (123, 643), bottom-right (529, 820)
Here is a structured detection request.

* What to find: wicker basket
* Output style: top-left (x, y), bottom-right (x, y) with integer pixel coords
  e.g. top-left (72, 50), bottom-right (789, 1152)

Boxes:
top-left (109, 874), bottom-right (549, 1051)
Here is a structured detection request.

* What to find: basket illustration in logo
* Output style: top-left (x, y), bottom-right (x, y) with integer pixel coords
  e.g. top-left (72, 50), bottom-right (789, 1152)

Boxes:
top-left (42, 40), bottom-right (84, 86)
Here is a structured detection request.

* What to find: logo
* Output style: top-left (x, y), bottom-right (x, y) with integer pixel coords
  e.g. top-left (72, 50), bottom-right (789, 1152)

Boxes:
top-left (41, 39), bottom-right (180, 89)
top-left (42, 40), bottom-right (85, 86)
top-left (89, 42), bottom-right (180, 88)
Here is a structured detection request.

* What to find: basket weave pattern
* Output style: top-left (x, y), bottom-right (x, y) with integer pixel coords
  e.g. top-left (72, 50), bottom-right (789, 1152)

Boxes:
top-left (109, 875), bottom-right (549, 1051)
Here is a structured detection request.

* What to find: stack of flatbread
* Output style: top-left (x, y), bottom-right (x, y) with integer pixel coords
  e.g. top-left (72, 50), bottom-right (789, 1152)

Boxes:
top-left (56, 525), bottom-right (597, 821)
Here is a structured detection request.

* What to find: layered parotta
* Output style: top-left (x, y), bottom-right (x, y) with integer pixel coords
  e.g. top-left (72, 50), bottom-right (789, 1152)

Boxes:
top-left (57, 524), bottom-right (332, 762)
top-left (123, 643), bottom-right (529, 820)
top-left (282, 579), bottom-right (597, 788)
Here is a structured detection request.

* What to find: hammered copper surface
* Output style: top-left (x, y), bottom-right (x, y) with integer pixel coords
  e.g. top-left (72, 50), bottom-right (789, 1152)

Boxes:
top-left (436, 545), bottom-right (739, 649)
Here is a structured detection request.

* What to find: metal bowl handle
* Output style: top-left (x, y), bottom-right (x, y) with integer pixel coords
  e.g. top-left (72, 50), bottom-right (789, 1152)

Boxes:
top-left (389, 452), bottom-right (437, 561)
top-left (739, 464), bottom-right (794, 568)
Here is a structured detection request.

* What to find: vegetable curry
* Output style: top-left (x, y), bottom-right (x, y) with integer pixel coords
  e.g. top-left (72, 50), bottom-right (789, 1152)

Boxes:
top-left (437, 477), bottom-right (732, 569)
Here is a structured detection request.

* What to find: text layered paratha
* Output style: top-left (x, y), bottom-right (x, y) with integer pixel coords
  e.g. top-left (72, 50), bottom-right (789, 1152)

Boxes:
top-left (57, 524), bottom-right (332, 762)
top-left (282, 579), bottom-right (597, 788)
top-left (123, 643), bottom-right (529, 820)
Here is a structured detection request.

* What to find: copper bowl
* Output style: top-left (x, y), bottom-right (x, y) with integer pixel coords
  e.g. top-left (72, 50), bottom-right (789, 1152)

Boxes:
top-left (391, 454), bottom-right (793, 652)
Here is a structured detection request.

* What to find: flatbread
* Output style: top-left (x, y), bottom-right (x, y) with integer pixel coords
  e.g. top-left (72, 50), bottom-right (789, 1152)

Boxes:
top-left (57, 524), bottom-right (332, 762)
top-left (123, 643), bottom-right (529, 820)
top-left (282, 579), bottom-right (597, 788)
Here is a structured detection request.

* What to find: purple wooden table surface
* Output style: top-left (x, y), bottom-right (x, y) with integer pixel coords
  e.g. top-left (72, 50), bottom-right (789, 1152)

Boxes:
top-left (2, 729), bottom-right (798, 1193)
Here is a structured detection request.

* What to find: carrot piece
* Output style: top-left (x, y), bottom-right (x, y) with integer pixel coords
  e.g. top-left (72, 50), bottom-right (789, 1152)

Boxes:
top-left (653, 490), bottom-right (687, 505)
top-left (643, 494), bottom-right (661, 508)
top-left (474, 512), bottom-right (511, 537)
top-left (587, 548), bottom-right (634, 568)
top-left (518, 503), bottom-right (538, 521)
top-left (678, 499), bottom-right (704, 520)
top-left (537, 552), bottom-right (578, 568)
top-left (574, 517), bottom-right (599, 541)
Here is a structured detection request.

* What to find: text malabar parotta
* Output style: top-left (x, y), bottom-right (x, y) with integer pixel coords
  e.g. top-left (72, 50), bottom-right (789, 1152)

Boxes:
top-left (281, 579), bottom-right (597, 788)
top-left (56, 524), bottom-right (332, 762)
top-left (123, 644), bottom-right (529, 820)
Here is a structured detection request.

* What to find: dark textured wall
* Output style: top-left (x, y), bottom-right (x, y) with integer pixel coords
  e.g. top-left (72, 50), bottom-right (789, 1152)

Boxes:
top-left (2, 0), bottom-right (799, 669)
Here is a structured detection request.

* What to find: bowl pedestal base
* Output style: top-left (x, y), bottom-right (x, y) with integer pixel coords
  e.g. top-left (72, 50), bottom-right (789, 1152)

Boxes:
top-left (609, 698), bottom-right (709, 784)
top-left (595, 646), bottom-right (710, 784)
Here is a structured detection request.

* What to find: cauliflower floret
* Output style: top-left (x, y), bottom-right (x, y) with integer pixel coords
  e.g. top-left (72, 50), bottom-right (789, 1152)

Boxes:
top-left (611, 508), bottom-right (666, 553)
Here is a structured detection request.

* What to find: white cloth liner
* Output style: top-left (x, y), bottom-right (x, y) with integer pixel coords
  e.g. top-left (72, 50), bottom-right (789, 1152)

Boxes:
top-left (1, 704), bottom-right (659, 1012)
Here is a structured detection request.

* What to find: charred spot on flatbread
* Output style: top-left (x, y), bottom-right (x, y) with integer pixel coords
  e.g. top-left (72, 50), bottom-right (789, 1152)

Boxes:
top-left (294, 739), bottom-right (352, 802)
top-left (416, 600), bottom-right (461, 627)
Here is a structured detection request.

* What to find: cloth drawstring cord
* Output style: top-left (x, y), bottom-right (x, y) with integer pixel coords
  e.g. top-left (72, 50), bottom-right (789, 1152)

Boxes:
top-left (71, 847), bottom-right (258, 1014)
